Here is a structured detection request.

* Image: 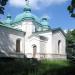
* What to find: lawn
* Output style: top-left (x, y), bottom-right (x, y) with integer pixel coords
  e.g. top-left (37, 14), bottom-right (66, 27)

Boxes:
top-left (0, 58), bottom-right (75, 75)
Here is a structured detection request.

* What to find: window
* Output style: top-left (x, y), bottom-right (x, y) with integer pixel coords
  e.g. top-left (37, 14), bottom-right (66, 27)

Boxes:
top-left (16, 39), bottom-right (21, 52)
top-left (58, 40), bottom-right (61, 54)
top-left (32, 25), bottom-right (36, 32)
top-left (32, 44), bottom-right (37, 58)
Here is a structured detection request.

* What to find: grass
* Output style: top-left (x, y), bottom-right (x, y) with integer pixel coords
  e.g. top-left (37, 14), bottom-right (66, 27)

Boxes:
top-left (0, 58), bottom-right (75, 75)
top-left (29, 59), bottom-right (75, 75)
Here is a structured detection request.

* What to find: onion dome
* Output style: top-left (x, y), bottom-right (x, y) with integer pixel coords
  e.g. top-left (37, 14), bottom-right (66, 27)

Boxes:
top-left (4, 14), bottom-right (13, 25)
top-left (14, 2), bottom-right (33, 22)
top-left (14, 0), bottom-right (41, 25)
top-left (41, 17), bottom-right (50, 31)
top-left (41, 18), bottom-right (49, 26)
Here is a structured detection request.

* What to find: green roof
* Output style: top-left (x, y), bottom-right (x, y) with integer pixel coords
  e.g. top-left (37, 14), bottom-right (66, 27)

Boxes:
top-left (3, 14), bottom-right (13, 25)
top-left (0, 23), bottom-right (24, 32)
top-left (2, 3), bottom-right (50, 31)
top-left (14, 11), bottom-right (33, 22)
top-left (41, 18), bottom-right (49, 26)
top-left (14, 3), bottom-right (33, 22)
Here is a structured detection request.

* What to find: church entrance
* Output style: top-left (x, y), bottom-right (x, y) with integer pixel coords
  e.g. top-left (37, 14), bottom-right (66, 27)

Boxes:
top-left (32, 45), bottom-right (37, 58)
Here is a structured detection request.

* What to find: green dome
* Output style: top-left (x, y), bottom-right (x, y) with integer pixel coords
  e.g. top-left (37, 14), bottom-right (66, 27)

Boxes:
top-left (14, 0), bottom-right (42, 24)
top-left (41, 18), bottom-right (49, 26)
top-left (14, 3), bottom-right (33, 22)
top-left (4, 14), bottom-right (13, 25)
top-left (41, 18), bottom-right (50, 31)
top-left (14, 11), bottom-right (33, 22)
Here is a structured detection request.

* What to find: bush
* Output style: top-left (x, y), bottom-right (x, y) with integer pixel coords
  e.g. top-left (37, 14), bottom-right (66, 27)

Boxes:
top-left (0, 58), bottom-right (39, 75)
top-left (0, 58), bottom-right (75, 75)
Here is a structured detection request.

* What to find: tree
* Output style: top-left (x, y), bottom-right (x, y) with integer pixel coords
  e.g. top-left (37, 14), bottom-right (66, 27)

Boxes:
top-left (67, 0), bottom-right (75, 17)
top-left (0, 0), bottom-right (8, 14)
top-left (66, 29), bottom-right (75, 60)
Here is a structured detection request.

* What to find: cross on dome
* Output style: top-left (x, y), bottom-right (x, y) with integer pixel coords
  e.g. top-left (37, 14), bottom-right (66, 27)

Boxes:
top-left (24, 0), bottom-right (31, 11)
top-left (25, 0), bottom-right (29, 5)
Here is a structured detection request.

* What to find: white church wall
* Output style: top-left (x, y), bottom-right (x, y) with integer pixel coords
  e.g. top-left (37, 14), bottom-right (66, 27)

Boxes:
top-left (14, 20), bottom-right (35, 37)
top-left (0, 26), bottom-right (25, 56)
top-left (12, 19), bottom-right (66, 59)
top-left (38, 32), bottom-right (53, 59)
top-left (40, 40), bottom-right (46, 54)
top-left (39, 32), bottom-right (52, 52)
top-left (25, 36), bottom-right (40, 59)
top-left (40, 40), bottom-right (47, 59)
top-left (52, 31), bottom-right (66, 59)
top-left (13, 22), bottom-right (22, 30)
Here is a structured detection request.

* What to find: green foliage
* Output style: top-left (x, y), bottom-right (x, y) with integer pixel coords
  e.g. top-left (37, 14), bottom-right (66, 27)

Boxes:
top-left (0, 58), bottom-right (75, 75)
top-left (0, 58), bottom-right (39, 75)
top-left (71, 13), bottom-right (75, 17)
top-left (0, 0), bottom-right (8, 14)
top-left (66, 30), bottom-right (75, 59)
top-left (71, 0), bottom-right (75, 7)
top-left (36, 60), bottom-right (70, 75)
top-left (66, 29), bottom-right (75, 45)
top-left (67, 0), bottom-right (75, 17)
top-left (67, 5), bottom-right (73, 13)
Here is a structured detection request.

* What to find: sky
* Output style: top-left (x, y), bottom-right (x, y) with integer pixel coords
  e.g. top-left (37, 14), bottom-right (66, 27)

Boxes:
top-left (0, 0), bottom-right (75, 30)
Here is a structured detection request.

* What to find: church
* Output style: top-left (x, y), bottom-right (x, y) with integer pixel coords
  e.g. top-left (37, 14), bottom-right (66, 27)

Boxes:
top-left (0, 0), bottom-right (66, 59)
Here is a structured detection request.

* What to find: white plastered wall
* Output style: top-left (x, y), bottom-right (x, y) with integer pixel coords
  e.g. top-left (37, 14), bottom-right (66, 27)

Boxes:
top-left (25, 36), bottom-right (40, 58)
top-left (38, 32), bottom-right (53, 58)
top-left (13, 20), bottom-right (36, 57)
top-left (52, 31), bottom-right (66, 59)
top-left (0, 26), bottom-right (25, 55)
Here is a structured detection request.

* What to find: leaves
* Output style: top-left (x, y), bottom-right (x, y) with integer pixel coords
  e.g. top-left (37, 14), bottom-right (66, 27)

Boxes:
top-left (0, 6), bottom-right (4, 14)
top-left (71, 0), bottom-right (75, 7)
top-left (71, 13), bottom-right (75, 17)
top-left (0, 0), bottom-right (8, 14)
top-left (67, 5), bottom-right (73, 13)
top-left (1, 0), bottom-right (8, 6)
top-left (66, 30), bottom-right (75, 45)
top-left (66, 30), bottom-right (75, 60)
top-left (67, 0), bottom-right (75, 17)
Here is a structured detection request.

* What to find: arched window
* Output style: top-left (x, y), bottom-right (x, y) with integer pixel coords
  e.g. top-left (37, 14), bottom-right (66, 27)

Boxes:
top-left (16, 39), bottom-right (21, 52)
top-left (58, 40), bottom-right (61, 54)
top-left (32, 44), bottom-right (37, 58)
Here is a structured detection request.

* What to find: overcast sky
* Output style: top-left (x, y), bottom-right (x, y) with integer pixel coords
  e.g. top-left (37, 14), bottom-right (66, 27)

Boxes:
top-left (0, 0), bottom-right (75, 30)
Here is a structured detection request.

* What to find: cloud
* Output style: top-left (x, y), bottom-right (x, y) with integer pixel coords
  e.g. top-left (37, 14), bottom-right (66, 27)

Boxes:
top-left (9, 0), bottom-right (68, 9)
top-left (64, 29), bottom-right (68, 33)
top-left (9, 0), bottom-right (25, 7)
top-left (64, 29), bottom-right (74, 33)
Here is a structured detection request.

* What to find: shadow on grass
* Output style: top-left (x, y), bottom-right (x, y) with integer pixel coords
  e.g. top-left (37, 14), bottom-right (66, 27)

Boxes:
top-left (0, 58), bottom-right (75, 75)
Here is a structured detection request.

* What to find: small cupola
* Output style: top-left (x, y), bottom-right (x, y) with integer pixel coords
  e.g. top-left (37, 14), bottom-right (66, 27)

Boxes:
top-left (41, 17), bottom-right (49, 26)
top-left (41, 17), bottom-right (50, 31)
top-left (4, 14), bottom-right (13, 25)
top-left (7, 14), bottom-right (11, 19)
